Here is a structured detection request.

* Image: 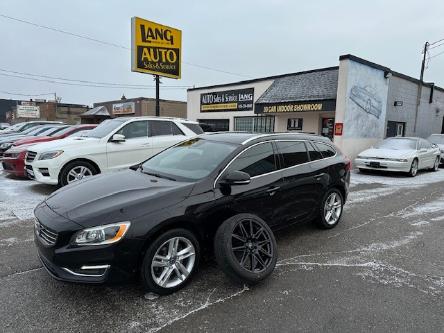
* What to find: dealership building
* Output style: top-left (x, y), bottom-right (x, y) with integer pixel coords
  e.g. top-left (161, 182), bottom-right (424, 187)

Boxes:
top-left (187, 54), bottom-right (444, 158)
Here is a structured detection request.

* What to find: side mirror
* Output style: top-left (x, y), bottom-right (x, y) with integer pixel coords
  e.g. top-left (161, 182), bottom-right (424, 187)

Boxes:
top-left (111, 134), bottom-right (125, 142)
top-left (220, 170), bottom-right (251, 186)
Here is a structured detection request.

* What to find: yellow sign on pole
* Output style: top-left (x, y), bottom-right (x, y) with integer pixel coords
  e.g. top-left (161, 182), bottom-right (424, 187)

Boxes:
top-left (131, 17), bottom-right (182, 79)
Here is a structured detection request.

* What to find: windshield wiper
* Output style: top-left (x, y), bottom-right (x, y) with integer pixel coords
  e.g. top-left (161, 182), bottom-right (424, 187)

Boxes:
top-left (142, 170), bottom-right (176, 181)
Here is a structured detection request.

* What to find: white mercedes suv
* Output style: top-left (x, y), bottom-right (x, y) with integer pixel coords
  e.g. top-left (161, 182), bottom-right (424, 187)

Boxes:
top-left (25, 117), bottom-right (203, 186)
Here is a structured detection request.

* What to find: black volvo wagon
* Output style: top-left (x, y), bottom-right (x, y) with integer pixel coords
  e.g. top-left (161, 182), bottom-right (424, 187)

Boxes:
top-left (34, 132), bottom-right (351, 294)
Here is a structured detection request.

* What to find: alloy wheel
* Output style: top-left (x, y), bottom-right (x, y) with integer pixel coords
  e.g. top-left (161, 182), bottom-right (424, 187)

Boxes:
top-left (150, 237), bottom-right (196, 288)
top-left (231, 219), bottom-right (274, 273)
top-left (411, 160), bottom-right (418, 176)
top-left (434, 157), bottom-right (439, 171)
top-left (67, 166), bottom-right (93, 183)
top-left (324, 192), bottom-right (342, 225)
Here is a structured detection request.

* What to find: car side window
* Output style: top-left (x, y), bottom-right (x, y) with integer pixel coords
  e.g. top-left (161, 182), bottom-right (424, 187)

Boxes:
top-left (225, 142), bottom-right (277, 178)
top-left (276, 141), bottom-right (310, 168)
top-left (314, 142), bottom-right (336, 158)
top-left (149, 121), bottom-right (184, 137)
top-left (307, 141), bottom-right (323, 161)
top-left (116, 121), bottom-right (148, 139)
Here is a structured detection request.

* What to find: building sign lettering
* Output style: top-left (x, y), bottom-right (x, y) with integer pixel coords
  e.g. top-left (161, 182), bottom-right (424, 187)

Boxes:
top-left (255, 99), bottom-right (336, 114)
top-left (201, 88), bottom-right (254, 112)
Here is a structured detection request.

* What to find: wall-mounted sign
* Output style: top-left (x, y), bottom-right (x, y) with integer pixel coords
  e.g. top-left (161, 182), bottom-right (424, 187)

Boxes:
top-left (287, 118), bottom-right (303, 130)
top-left (112, 102), bottom-right (135, 115)
top-left (201, 88), bottom-right (254, 112)
top-left (334, 123), bottom-right (343, 136)
top-left (131, 17), bottom-right (182, 79)
top-left (20, 101), bottom-right (36, 106)
top-left (17, 105), bottom-right (40, 118)
top-left (255, 99), bottom-right (336, 114)
top-left (394, 101), bottom-right (403, 106)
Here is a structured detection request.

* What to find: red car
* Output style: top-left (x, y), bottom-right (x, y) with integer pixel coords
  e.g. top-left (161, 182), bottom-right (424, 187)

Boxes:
top-left (2, 125), bottom-right (96, 178)
top-left (12, 124), bottom-right (96, 147)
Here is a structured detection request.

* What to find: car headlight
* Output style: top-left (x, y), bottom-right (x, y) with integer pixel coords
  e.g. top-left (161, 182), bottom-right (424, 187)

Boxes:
top-left (0, 142), bottom-right (12, 149)
top-left (72, 222), bottom-right (130, 246)
top-left (38, 150), bottom-right (64, 160)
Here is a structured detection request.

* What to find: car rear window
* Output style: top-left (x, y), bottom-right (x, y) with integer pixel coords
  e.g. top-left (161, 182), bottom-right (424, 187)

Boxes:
top-left (182, 123), bottom-right (204, 134)
top-left (149, 121), bottom-right (184, 137)
top-left (314, 142), bottom-right (336, 158)
top-left (276, 141), bottom-right (310, 168)
top-left (307, 141), bottom-right (323, 161)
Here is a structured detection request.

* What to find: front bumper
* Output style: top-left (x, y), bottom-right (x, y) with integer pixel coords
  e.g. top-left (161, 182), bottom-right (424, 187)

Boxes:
top-left (354, 158), bottom-right (411, 172)
top-left (34, 202), bottom-right (144, 284)
top-left (2, 157), bottom-right (26, 177)
top-left (25, 160), bottom-right (60, 185)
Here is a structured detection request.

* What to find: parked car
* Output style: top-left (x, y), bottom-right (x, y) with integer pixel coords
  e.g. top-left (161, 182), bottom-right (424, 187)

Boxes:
top-left (34, 132), bottom-right (351, 294)
top-left (427, 134), bottom-right (444, 165)
top-left (12, 124), bottom-right (97, 147)
top-left (25, 117), bottom-right (203, 186)
top-left (0, 122), bottom-right (10, 130)
top-left (0, 124), bottom-right (66, 156)
top-left (2, 127), bottom-right (97, 178)
top-left (355, 137), bottom-right (441, 176)
top-left (0, 121), bottom-right (63, 136)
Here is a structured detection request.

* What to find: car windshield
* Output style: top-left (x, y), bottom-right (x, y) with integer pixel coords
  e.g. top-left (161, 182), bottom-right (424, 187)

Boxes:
top-left (428, 135), bottom-right (444, 144)
top-left (376, 138), bottom-right (417, 150)
top-left (39, 126), bottom-right (67, 136)
top-left (141, 138), bottom-right (237, 181)
top-left (48, 126), bottom-right (74, 136)
top-left (84, 119), bottom-right (126, 138)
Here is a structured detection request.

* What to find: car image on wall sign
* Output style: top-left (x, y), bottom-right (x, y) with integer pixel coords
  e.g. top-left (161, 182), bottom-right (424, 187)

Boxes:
top-left (25, 117), bottom-right (203, 186)
top-left (349, 85), bottom-right (383, 119)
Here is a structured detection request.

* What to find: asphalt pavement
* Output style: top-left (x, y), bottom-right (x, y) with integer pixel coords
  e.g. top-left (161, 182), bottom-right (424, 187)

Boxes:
top-left (0, 167), bottom-right (443, 332)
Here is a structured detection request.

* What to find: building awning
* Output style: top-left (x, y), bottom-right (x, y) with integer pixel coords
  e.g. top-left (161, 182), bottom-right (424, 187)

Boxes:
top-left (80, 106), bottom-right (111, 118)
top-left (255, 68), bottom-right (338, 114)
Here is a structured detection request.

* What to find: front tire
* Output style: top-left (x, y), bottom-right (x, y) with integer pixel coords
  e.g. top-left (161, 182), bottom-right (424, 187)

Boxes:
top-left (408, 159), bottom-right (418, 177)
top-left (431, 157), bottom-right (440, 172)
top-left (141, 228), bottom-right (199, 295)
top-left (316, 188), bottom-right (344, 229)
top-left (214, 214), bottom-right (277, 285)
top-left (59, 160), bottom-right (98, 186)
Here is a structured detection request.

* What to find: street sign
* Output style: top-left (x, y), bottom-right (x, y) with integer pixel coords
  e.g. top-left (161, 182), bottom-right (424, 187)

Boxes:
top-left (131, 17), bottom-right (182, 79)
top-left (17, 105), bottom-right (40, 118)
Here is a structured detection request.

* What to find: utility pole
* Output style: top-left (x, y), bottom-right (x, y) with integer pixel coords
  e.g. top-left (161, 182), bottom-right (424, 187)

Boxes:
top-left (414, 41), bottom-right (429, 132)
top-left (155, 75), bottom-right (160, 117)
top-left (54, 92), bottom-right (58, 121)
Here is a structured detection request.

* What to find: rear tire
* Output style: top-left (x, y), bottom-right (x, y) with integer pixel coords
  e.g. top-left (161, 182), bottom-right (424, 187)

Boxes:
top-left (59, 160), bottom-right (98, 186)
top-left (316, 188), bottom-right (344, 229)
top-left (431, 157), bottom-right (439, 172)
top-left (214, 214), bottom-right (277, 285)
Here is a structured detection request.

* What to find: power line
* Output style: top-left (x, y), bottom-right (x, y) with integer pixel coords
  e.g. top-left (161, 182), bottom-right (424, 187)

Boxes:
top-left (0, 72), bottom-right (190, 89)
top-left (0, 13), bottom-right (250, 78)
top-left (430, 37), bottom-right (444, 46)
top-left (429, 50), bottom-right (444, 59)
top-left (0, 68), bottom-right (190, 88)
top-left (0, 90), bottom-right (55, 97)
top-left (429, 41), bottom-right (444, 50)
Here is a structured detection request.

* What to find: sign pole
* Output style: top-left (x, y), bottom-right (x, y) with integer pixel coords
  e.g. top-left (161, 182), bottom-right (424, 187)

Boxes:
top-left (155, 75), bottom-right (160, 117)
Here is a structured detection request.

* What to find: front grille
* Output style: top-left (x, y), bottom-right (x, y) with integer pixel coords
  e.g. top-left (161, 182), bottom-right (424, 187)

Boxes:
top-left (35, 219), bottom-right (58, 246)
top-left (26, 151), bottom-right (37, 163)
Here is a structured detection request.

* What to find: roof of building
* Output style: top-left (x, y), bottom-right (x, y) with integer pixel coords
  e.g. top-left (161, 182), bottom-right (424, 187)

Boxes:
top-left (255, 68), bottom-right (338, 104)
top-left (187, 66), bottom-right (339, 92)
top-left (93, 97), bottom-right (186, 106)
top-left (80, 105), bottom-right (110, 117)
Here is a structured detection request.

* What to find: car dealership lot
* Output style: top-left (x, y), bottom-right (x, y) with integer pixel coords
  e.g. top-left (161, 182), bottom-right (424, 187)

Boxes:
top-left (1, 167), bottom-right (443, 332)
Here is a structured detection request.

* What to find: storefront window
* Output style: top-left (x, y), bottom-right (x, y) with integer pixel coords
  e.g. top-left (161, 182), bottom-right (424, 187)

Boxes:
top-left (198, 119), bottom-right (229, 132)
top-left (234, 116), bottom-right (275, 133)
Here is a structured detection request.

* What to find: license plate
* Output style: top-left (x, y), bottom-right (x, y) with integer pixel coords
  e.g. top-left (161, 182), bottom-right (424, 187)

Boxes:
top-left (369, 162), bottom-right (381, 168)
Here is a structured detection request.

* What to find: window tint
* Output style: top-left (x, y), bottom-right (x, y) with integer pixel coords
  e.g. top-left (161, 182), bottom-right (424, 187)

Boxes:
top-left (226, 142), bottom-right (276, 177)
top-left (315, 142), bottom-right (336, 158)
top-left (149, 120), bottom-right (184, 137)
top-left (276, 141), bottom-right (309, 167)
top-left (183, 123), bottom-right (204, 134)
top-left (116, 121), bottom-right (148, 139)
top-left (307, 141), bottom-right (322, 161)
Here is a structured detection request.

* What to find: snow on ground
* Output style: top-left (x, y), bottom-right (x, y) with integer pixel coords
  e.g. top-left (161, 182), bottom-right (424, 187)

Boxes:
top-left (350, 169), bottom-right (444, 188)
top-left (0, 167), bottom-right (53, 222)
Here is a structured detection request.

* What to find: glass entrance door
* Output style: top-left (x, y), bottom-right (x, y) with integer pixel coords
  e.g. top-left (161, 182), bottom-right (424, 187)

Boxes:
top-left (321, 118), bottom-right (335, 140)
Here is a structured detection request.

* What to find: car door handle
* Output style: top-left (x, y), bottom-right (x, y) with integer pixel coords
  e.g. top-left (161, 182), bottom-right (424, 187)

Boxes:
top-left (266, 186), bottom-right (280, 196)
top-left (313, 173), bottom-right (325, 180)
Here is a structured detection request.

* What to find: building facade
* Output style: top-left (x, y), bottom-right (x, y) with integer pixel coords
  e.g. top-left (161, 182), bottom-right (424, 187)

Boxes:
top-left (187, 54), bottom-right (444, 159)
top-left (93, 96), bottom-right (187, 120)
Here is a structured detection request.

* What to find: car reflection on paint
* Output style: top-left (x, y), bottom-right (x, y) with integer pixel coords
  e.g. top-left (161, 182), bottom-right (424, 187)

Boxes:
top-left (350, 85), bottom-right (383, 119)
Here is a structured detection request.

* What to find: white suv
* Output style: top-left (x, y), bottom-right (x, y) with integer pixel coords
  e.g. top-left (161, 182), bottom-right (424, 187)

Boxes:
top-left (25, 117), bottom-right (203, 186)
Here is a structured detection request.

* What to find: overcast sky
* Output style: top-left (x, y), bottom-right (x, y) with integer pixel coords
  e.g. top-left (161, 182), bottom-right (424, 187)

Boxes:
top-left (0, 0), bottom-right (443, 106)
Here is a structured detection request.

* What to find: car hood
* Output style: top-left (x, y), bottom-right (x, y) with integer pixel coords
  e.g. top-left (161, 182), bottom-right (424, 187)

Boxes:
top-left (28, 136), bottom-right (101, 152)
top-left (44, 169), bottom-right (194, 227)
top-left (0, 134), bottom-right (26, 144)
top-left (358, 148), bottom-right (415, 159)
